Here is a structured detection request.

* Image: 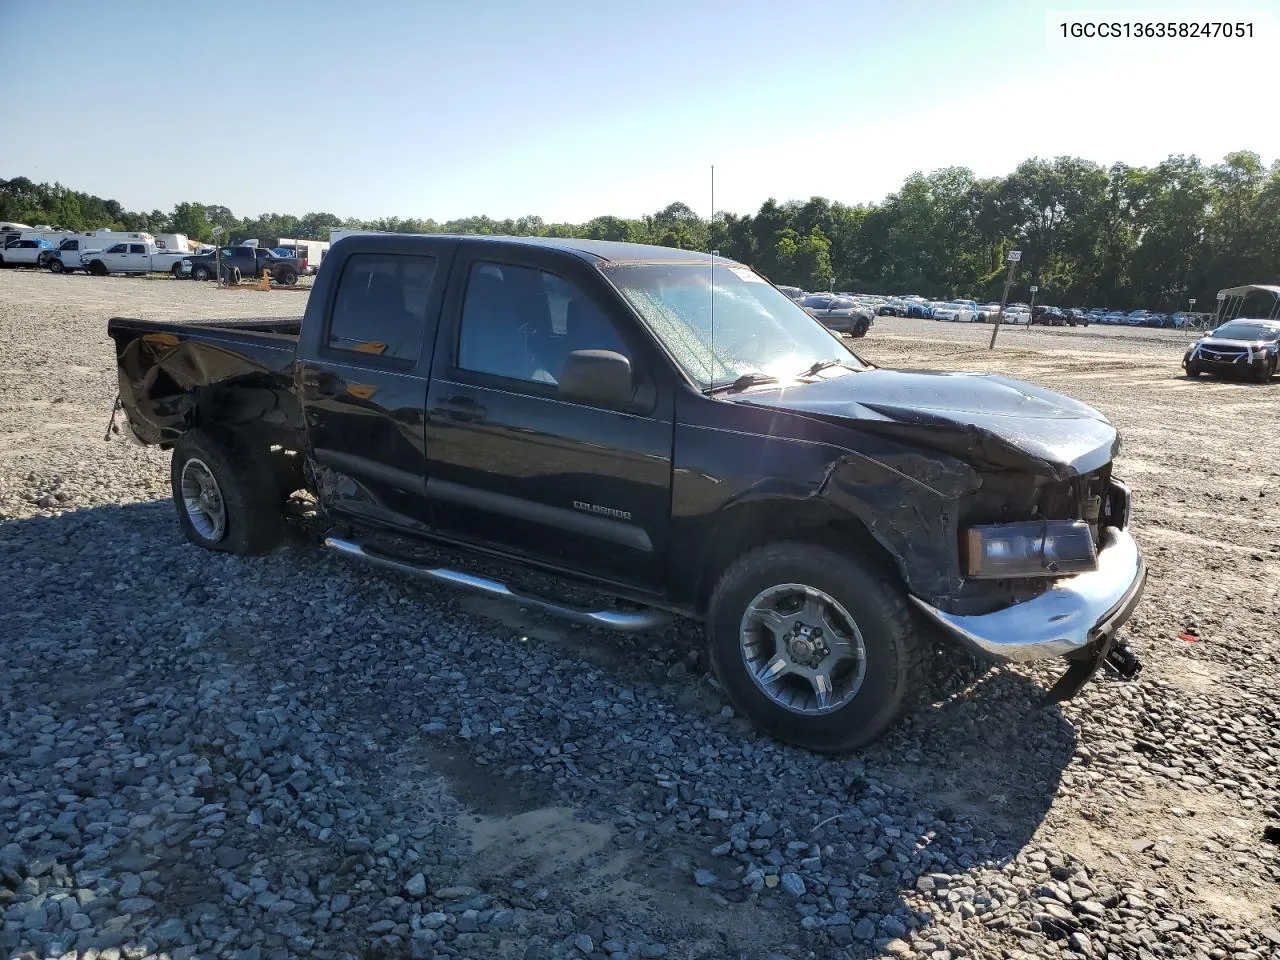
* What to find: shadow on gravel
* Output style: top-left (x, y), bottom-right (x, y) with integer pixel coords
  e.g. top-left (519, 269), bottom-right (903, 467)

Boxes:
top-left (1, 502), bottom-right (1077, 960)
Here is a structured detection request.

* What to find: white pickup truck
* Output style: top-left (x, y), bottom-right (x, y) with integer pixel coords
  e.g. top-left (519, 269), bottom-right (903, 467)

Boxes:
top-left (64, 240), bottom-right (188, 277)
top-left (0, 238), bottom-right (54, 268)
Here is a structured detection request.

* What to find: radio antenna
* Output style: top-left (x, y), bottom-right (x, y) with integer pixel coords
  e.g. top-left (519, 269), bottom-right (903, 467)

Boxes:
top-left (709, 164), bottom-right (716, 386)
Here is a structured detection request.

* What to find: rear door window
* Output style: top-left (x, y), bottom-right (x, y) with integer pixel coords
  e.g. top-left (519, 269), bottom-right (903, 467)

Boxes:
top-left (129, 244), bottom-right (146, 254)
top-left (328, 253), bottom-right (438, 361)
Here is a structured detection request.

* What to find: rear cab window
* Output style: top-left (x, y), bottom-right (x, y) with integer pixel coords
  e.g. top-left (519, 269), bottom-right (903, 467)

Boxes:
top-left (327, 253), bottom-right (439, 361)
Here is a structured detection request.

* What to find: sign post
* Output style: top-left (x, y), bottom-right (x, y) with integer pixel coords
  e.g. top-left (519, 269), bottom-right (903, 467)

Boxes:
top-left (1028, 284), bottom-right (1039, 323)
top-left (988, 250), bottom-right (1021, 349)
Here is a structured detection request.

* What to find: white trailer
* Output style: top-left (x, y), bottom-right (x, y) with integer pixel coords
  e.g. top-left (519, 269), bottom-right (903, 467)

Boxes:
top-left (153, 233), bottom-right (193, 253)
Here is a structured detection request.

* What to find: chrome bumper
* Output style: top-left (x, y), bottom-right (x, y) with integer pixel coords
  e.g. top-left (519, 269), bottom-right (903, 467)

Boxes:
top-left (909, 526), bottom-right (1146, 663)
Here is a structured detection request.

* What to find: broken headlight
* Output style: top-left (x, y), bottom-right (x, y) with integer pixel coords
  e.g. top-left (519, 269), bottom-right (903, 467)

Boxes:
top-left (963, 520), bottom-right (1098, 579)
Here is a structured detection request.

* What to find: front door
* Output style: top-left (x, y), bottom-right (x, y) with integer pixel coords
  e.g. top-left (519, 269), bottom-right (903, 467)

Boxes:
top-left (101, 243), bottom-right (129, 272)
top-left (296, 245), bottom-right (452, 533)
top-left (424, 245), bottom-right (674, 589)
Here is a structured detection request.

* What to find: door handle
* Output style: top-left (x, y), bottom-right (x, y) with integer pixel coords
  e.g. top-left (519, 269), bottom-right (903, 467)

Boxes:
top-left (435, 395), bottom-right (487, 422)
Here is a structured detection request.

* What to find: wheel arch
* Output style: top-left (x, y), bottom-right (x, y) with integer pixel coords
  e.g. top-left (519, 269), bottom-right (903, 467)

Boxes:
top-left (695, 496), bottom-right (904, 615)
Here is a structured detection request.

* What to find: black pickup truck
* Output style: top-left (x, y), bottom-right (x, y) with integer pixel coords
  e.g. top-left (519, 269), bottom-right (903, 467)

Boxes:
top-left (108, 234), bottom-right (1145, 752)
top-left (182, 246), bottom-right (302, 285)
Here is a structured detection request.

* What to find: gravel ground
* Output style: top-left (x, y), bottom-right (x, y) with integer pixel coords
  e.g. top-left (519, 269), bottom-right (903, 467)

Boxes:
top-left (1, 270), bottom-right (1278, 960)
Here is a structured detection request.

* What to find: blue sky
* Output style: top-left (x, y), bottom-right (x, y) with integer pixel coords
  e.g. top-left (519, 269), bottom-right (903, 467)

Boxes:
top-left (1, 0), bottom-right (1277, 223)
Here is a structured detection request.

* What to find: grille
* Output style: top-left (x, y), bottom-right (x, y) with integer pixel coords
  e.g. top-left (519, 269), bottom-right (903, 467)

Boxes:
top-left (1199, 348), bottom-right (1248, 363)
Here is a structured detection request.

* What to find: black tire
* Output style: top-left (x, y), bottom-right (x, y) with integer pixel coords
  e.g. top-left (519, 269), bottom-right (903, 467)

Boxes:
top-left (171, 263), bottom-right (184, 278)
top-left (1185, 363), bottom-right (1201, 378)
top-left (88, 260), bottom-right (108, 277)
top-left (852, 319), bottom-right (869, 338)
top-left (277, 269), bottom-right (298, 286)
top-left (1254, 358), bottom-right (1276, 382)
top-left (48, 258), bottom-right (64, 274)
top-left (707, 541), bottom-right (924, 753)
top-left (169, 428), bottom-right (283, 555)
top-left (192, 264), bottom-right (211, 281)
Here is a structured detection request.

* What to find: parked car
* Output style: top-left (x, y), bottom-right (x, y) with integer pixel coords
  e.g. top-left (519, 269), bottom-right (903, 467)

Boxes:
top-left (107, 234), bottom-right (1145, 752)
top-left (1125, 310), bottom-right (1151, 326)
top-left (776, 285), bottom-right (806, 301)
top-left (976, 303), bottom-right (1003, 322)
top-left (1102, 310), bottom-right (1129, 325)
top-left (904, 300), bottom-right (934, 319)
top-left (1035, 307), bottom-right (1068, 327)
top-left (1183, 318), bottom-right (1280, 382)
top-left (0, 238), bottom-right (54, 268)
top-left (1063, 308), bottom-right (1090, 327)
top-left (800, 295), bottom-right (874, 337)
top-left (932, 301), bottom-right (978, 322)
top-left (72, 240), bottom-right (187, 277)
top-left (1004, 306), bottom-right (1032, 325)
top-left (877, 299), bottom-right (905, 317)
top-left (182, 246), bottom-right (302, 285)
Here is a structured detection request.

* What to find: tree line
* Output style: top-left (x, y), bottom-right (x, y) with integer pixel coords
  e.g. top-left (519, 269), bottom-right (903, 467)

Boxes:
top-left (3, 150), bottom-right (1278, 309)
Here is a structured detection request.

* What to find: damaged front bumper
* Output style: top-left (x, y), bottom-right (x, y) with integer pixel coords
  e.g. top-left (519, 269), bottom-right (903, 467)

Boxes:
top-left (909, 525), bottom-right (1146, 698)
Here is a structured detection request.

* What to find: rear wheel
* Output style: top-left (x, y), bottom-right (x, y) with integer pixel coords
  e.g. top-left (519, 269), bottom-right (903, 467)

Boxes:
top-left (170, 429), bottom-right (283, 555)
top-left (707, 542), bottom-right (924, 753)
top-left (277, 269), bottom-right (298, 286)
top-left (1254, 358), bottom-right (1276, 382)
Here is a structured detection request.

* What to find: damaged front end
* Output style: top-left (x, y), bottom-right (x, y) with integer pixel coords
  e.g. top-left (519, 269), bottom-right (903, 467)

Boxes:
top-left (742, 369), bottom-right (1148, 700)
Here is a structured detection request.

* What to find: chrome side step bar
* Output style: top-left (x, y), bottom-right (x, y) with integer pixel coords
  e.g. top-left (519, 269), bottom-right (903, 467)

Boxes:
top-left (324, 537), bottom-right (671, 634)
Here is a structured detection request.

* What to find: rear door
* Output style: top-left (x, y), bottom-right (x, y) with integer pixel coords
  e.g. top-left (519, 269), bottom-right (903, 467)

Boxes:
top-left (127, 243), bottom-right (149, 272)
top-left (296, 239), bottom-right (455, 533)
top-left (423, 243), bottom-right (674, 588)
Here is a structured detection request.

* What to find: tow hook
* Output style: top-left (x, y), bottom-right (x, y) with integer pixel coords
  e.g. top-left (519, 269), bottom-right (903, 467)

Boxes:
top-left (1103, 638), bottom-right (1143, 679)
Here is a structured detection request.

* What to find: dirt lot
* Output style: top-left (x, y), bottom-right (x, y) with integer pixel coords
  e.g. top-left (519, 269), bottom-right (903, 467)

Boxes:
top-left (1, 271), bottom-right (1277, 960)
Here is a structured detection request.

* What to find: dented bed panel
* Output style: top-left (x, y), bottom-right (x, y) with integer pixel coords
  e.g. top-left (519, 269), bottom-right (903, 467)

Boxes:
top-left (108, 316), bottom-right (304, 446)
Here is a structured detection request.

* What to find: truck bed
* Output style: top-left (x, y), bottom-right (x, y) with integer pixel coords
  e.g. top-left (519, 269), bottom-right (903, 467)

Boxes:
top-left (108, 315), bottom-right (305, 447)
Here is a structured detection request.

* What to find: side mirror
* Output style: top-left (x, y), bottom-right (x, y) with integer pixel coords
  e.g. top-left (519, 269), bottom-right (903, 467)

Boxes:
top-left (558, 349), bottom-right (634, 409)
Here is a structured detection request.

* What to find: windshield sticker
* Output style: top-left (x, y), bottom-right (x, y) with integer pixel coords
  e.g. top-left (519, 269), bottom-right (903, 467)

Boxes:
top-left (726, 265), bottom-right (764, 283)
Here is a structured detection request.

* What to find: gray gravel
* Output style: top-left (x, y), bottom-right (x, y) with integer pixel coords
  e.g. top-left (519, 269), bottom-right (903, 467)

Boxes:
top-left (1, 271), bottom-right (1278, 960)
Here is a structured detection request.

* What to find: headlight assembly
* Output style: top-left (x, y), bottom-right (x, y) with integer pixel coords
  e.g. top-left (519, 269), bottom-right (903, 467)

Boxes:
top-left (963, 520), bottom-right (1098, 579)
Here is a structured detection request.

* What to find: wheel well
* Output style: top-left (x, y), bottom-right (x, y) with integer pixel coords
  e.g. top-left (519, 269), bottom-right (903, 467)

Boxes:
top-left (696, 499), bottom-right (903, 613)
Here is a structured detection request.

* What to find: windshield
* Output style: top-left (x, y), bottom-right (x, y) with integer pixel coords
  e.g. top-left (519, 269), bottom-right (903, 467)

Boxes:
top-left (1211, 322), bottom-right (1280, 341)
top-left (601, 261), bottom-right (865, 388)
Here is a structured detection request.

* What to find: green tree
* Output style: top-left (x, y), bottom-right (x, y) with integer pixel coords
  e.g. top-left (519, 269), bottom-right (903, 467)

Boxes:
top-left (170, 202), bottom-right (213, 242)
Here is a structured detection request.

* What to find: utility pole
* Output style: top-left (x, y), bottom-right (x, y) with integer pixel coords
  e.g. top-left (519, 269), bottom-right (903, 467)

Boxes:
top-left (988, 249), bottom-right (1022, 349)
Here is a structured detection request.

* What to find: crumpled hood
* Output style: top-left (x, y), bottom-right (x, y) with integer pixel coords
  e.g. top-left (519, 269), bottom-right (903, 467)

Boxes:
top-left (734, 369), bottom-right (1119, 479)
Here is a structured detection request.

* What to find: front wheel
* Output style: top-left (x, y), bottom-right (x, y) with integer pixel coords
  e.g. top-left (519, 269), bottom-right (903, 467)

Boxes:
top-left (1185, 363), bottom-right (1201, 378)
top-left (48, 258), bottom-right (64, 274)
top-left (707, 542), bottom-right (924, 753)
top-left (170, 429), bottom-right (283, 555)
top-left (192, 264), bottom-right (211, 281)
top-left (88, 260), bottom-right (108, 276)
top-left (171, 263), bottom-right (184, 278)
